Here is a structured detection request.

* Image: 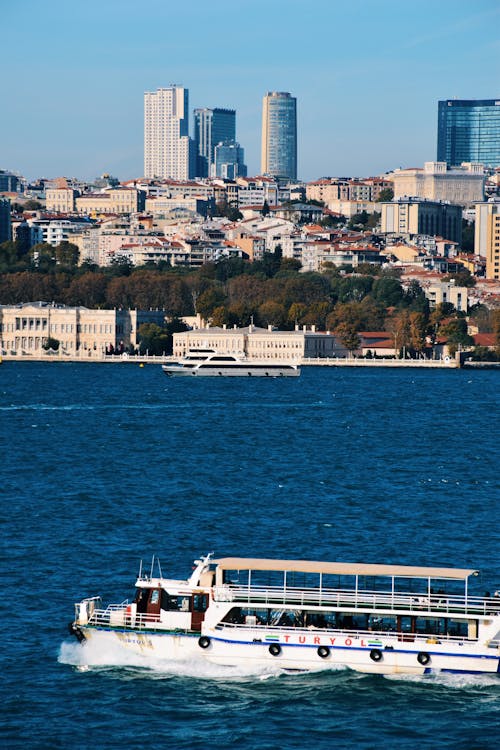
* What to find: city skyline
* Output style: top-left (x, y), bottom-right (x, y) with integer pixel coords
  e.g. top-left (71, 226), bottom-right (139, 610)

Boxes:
top-left (2, 0), bottom-right (500, 182)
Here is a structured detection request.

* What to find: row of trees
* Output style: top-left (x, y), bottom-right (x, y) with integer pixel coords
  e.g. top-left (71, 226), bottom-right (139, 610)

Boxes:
top-left (1, 240), bottom-right (498, 356)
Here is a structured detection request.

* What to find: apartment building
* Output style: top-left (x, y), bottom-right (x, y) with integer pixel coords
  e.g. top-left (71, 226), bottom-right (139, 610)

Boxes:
top-left (475, 200), bottom-right (500, 280)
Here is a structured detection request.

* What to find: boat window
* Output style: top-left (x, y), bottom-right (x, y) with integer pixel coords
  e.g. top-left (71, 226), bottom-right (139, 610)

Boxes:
top-left (446, 619), bottom-right (468, 637)
top-left (222, 607), bottom-right (245, 624)
top-left (398, 616), bottom-right (413, 633)
top-left (368, 615), bottom-right (397, 631)
top-left (337, 613), bottom-right (369, 630)
top-left (150, 590), bottom-right (160, 605)
top-left (161, 591), bottom-right (179, 611)
top-left (302, 611), bottom-right (331, 628)
top-left (192, 594), bottom-right (208, 612)
top-left (415, 617), bottom-right (446, 635)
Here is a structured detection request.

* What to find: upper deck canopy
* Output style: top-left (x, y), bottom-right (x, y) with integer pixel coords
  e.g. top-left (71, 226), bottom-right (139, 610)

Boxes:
top-left (215, 557), bottom-right (478, 581)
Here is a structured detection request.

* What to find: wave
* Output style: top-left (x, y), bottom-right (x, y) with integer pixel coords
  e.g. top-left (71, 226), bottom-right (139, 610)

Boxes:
top-left (58, 640), bottom-right (499, 691)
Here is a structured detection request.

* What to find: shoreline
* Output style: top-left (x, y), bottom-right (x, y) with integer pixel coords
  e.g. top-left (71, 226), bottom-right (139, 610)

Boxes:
top-left (2, 353), bottom-right (494, 368)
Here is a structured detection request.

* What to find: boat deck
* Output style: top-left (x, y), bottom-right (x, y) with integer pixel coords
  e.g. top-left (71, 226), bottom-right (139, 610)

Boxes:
top-left (214, 585), bottom-right (500, 617)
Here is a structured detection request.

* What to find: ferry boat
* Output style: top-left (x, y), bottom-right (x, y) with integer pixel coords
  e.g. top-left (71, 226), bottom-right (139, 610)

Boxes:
top-left (161, 349), bottom-right (300, 377)
top-left (69, 554), bottom-right (500, 675)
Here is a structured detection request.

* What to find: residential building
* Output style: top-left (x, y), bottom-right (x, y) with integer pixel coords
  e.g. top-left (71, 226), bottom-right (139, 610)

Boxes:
top-left (193, 108), bottom-right (236, 177)
top-left (425, 281), bottom-right (469, 311)
top-left (391, 161), bottom-right (485, 205)
top-left (213, 141), bottom-right (247, 179)
top-left (45, 188), bottom-right (80, 213)
top-left (381, 198), bottom-right (462, 244)
top-left (437, 99), bottom-right (500, 168)
top-left (475, 200), bottom-right (500, 280)
top-left (0, 197), bottom-right (11, 243)
top-left (261, 91), bottom-right (297, 180)
top-left (0, 302), bottom-right (167, 356)
top-left (144, 85), bottom-right (194, 179)
top-left (28, 217), bottom-right (92, 246)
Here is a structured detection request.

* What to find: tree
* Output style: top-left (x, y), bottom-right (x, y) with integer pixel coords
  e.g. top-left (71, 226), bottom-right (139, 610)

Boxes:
top-left (196, 286), bottom-right (227, 319)
top-left (376, 188), bottom-right (394, 202)
top-left (337, 275), bottom-right (373, 303)
top-left (404, 279), bottom-right (429, 315)
top-left (211, 306), bottom-right (230, 327)
top-left (287, 302), bottom-right (308, 326)
top-left (30, 242), bottom-right (56, 270)
top-left (55, 241), bottom-right (80, 268)
top-left (257, 301), bottom-right (287, 328)
top-left (440, 318), bottom-right (474, 354)
top-left (137, 318), bottom-right (188, 355)
top-left (461, 220), bottom-right (475, 253)
top-left (215, 200), bottom-right (242, 221)
top-left (23, 199), bottom-right (43, 210)
top-left (334, 322), bottom-right (360, 353)
top-left (372, 276), bottom-right (404, 306)
top-left (42, 336), bottom-right (59, 351)
top-left (443, 269), bottom-right (476, 288)
top-left (66, 272), bottom-right (108, 307)
top-left (137, 323), bottom-right (169, 355)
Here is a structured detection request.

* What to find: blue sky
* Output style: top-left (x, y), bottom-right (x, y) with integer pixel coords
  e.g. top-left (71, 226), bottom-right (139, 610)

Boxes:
top-left (2, 0), bottom-right (500, 182)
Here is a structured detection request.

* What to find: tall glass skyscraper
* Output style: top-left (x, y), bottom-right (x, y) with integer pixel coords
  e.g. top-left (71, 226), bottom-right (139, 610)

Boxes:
top-left (193, 108), bottom-right (236, 178)
top-left (261, 91), bottom-right (297, 180)
top-left (437, 99), bottom-right (500, 167)
top-left (213, 141), bottom-right (247, 179)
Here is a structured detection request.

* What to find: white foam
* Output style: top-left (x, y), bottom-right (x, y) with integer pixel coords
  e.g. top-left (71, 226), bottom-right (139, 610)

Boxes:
top-left (58, 639), bottom-right (295, 681)
top-left (384, 670), bottom-right (500, 689)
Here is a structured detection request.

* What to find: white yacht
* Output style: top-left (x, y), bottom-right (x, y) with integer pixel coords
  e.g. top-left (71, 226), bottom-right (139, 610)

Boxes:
top-left (162, 349), bottom-right (300, 377)
top-left (70, 553), bottom-right (500, 675)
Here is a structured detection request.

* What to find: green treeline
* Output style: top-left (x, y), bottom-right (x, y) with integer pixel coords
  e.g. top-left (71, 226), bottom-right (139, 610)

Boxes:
top-left (1, 240), bottom-right (494, 356)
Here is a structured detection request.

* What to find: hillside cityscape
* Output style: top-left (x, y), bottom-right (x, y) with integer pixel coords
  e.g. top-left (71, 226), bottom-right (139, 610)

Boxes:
top-left (1, 87), bottom-right (499, 362)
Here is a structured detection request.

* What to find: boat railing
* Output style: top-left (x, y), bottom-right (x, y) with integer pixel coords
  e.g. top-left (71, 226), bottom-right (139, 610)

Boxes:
top-left (213, 585), bottom-right (500, 617)
top-left (87, 607), bottom-right (186, 632)
top-left (214, 621), bottom-right (474, 644)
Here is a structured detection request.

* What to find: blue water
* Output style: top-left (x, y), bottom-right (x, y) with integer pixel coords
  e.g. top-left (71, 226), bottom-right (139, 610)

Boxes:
top-left (1, 362), bottom-right (499, 749)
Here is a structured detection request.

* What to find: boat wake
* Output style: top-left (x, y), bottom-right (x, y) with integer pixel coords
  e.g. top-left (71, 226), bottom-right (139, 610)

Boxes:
top-left (383, 671), bottom-right (500, 690)
top-left (58, 639), bottom-right (329, 681)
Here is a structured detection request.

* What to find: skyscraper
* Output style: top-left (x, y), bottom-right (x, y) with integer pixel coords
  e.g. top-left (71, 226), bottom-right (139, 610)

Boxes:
top-left (213, 141), bottom-right (247, 179)
top-left (261, 91), bottom-right (297, 180)
top-left (437, 99), bottom-right (500, 168)
top-left (144, 85), bottom-right (194, 179)
top-left (193, 108), bottom-right (236, 177)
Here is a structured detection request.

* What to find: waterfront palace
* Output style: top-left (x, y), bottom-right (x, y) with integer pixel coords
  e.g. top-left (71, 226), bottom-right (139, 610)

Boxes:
top-left (0, 302), bottom-right (166, 356)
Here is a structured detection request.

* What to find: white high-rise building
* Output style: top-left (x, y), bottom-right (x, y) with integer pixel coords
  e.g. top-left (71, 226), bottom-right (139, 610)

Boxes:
top-left (144, 85), bottom-right (194, 179)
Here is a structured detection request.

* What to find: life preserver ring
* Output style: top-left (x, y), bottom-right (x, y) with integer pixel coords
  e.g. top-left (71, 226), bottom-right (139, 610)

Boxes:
top-left (317, 646), bottom-right (330, 659)
top-left (417, 651), bottom-right (430, 665)
top-left (268, 643), bottom-right (281, 656)
top-left (198, 636), bottom-right (211, 649)
top-left (370, 649), bottom-right (383, 662)
top-left (444, 356), bottom-right (450, 363)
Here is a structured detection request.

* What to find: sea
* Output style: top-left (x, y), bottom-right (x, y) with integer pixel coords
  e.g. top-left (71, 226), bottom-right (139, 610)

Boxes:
top-left (1, 362), bottom-right (499, 749)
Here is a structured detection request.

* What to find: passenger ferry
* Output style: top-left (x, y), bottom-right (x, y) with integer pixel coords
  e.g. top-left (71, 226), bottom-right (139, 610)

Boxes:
top-left (69, 554), bottom-right (500, 675)
top-left (161, 349), bottom-right (300, 377)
